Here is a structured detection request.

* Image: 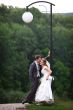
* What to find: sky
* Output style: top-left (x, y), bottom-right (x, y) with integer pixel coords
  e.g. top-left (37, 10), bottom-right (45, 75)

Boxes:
top-left (0, 0), bottom-right (73, 13)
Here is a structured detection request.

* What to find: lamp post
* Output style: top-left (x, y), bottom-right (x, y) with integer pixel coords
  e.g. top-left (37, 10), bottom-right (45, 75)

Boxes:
top-left (22, 1), bottom-right (55, 67)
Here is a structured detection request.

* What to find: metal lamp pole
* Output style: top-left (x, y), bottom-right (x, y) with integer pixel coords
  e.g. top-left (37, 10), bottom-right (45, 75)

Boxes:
top-left (22, 1), bottom-right (55, 67)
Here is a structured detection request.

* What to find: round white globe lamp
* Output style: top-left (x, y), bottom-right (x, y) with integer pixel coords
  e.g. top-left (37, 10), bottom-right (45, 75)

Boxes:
top-left (22, 12), bottom-right (33, 23)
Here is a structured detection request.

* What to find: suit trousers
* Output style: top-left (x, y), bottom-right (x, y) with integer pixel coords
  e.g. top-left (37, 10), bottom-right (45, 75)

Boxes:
top-left (24, 78), bottom-right (40, 103)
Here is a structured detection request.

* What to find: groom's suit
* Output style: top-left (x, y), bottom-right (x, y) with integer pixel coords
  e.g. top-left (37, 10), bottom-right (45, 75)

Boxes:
top-left (22, 61), bottom-right (41, 103)
top-left (29, 61), bottom-right (41, 82)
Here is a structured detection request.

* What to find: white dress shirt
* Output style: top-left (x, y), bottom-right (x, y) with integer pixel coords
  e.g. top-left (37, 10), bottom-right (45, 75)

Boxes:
top-left (35, 61), bottom-right (40, 77)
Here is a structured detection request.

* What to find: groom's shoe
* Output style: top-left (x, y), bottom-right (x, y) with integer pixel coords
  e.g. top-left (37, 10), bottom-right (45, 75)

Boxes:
top-left (22, 100), bottom-right (27, 104)
top-left (22, 100), bottom-right (32, 104)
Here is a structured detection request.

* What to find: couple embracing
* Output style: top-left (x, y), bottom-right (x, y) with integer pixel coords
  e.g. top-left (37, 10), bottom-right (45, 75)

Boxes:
top-left (22, 55), bottom-right (54, 104)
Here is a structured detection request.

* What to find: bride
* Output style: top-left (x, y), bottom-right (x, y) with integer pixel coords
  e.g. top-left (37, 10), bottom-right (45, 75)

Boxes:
top-left (35, 58), bottom-right (54, 103)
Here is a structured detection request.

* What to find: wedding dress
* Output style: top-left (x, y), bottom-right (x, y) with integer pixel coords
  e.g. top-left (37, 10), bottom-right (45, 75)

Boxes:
top-left (35, 66), bottom-right (54, 103)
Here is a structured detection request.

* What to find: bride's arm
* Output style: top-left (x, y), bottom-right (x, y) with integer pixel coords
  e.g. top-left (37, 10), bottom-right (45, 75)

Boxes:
top-left (44, 67), bottom-right (52, 80)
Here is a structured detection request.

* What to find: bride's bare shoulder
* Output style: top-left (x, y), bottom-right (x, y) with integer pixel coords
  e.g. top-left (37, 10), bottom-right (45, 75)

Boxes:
top-left (43, 66), bottom-right (48, 69)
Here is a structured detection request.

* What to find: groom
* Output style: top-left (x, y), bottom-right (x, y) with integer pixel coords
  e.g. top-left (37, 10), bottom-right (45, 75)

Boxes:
top-left (22, 55), bottom-right (42, 104)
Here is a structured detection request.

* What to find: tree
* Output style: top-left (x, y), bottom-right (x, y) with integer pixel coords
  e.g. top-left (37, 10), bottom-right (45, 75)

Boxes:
top-left (53, 60), bottom-right (70, 98)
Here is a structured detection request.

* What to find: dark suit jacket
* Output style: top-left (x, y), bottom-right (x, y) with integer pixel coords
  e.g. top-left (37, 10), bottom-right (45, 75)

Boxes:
top-left (29, 61), bottom-right (41, 82)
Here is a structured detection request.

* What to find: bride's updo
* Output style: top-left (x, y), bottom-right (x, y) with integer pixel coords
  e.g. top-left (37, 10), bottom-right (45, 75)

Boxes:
top-left (42, 58), bottom-right (48, 66)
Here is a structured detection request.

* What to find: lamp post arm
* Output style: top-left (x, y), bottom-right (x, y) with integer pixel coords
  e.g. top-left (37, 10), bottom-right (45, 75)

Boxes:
top-left (26, 1), bottom-right (55, 10)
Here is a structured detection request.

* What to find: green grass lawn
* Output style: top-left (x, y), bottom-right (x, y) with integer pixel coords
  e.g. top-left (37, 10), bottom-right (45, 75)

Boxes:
top-left (26, 100), bottom-right (73, 110)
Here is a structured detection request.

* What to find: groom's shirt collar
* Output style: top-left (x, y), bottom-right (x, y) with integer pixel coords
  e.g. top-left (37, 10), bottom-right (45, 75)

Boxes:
top-left (34, 61), bottom-right (38, 65)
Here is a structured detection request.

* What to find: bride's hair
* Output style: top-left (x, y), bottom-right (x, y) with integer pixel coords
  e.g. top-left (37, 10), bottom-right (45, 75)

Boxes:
top-left (42, 58), bottom-right (48, 66)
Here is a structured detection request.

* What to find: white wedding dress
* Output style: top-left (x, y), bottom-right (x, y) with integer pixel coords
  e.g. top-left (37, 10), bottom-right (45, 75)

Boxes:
top-left (35, 66), bottom-right (54, 103)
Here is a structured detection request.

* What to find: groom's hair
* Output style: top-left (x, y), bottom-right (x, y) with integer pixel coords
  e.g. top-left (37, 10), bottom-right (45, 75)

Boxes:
top-left (34, 55), bottom-right (42, 60)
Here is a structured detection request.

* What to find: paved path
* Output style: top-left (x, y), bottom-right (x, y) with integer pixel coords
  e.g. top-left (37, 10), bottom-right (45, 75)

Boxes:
top-left (0, 103), bottom-right (26, 110)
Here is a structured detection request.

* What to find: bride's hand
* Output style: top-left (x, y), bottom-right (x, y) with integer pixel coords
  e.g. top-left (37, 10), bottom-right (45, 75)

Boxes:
top-left (48, 50), bottom-right (50, 57)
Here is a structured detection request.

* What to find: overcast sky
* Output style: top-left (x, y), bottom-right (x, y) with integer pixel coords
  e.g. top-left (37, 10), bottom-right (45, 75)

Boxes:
top-left (0, 0), bottom-right (73, 13)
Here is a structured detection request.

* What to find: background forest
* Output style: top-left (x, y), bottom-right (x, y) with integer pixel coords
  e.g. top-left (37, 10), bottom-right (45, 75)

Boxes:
top-left (0, 4), bottom-right (73, 103)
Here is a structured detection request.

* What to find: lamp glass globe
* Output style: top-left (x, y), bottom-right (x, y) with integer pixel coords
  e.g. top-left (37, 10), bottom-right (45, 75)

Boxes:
top-left (22, 12), bottom-right (33, 23)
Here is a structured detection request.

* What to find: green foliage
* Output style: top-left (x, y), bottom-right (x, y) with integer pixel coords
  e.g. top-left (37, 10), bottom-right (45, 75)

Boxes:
top-left (53, 25), bottom-right (71, 64)
top-left (53, 60), bottom-right (70, 98)
top-left (0, 23), bottom-right (30, 91)
top-left (0, 88), bottom-right (8, 103)
top-left (7, 90), bottom-right (25, 103)
top-left (0, 89), bottom-right (25, 103)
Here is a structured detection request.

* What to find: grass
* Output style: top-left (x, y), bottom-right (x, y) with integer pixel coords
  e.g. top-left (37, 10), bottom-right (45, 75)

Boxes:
top-left (26, 100), bottom-right (73, 110)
